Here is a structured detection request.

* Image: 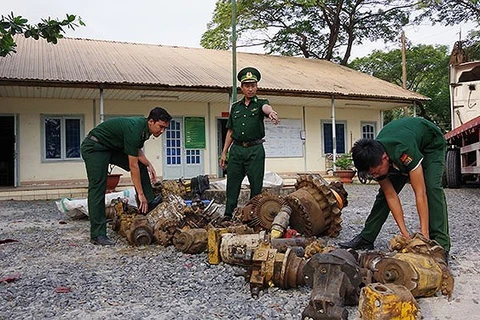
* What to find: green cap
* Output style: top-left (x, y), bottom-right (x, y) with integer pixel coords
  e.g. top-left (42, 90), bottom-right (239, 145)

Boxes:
top-left (237, 67), bottom-right (261, 83)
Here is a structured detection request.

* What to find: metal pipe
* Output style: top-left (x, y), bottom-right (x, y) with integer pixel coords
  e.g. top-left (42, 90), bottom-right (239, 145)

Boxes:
top-left (231, 0), bottom-right (237, 102)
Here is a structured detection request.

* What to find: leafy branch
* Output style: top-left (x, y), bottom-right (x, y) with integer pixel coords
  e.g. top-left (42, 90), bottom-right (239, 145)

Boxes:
top-left (0, 12), bottom-right (85, 57)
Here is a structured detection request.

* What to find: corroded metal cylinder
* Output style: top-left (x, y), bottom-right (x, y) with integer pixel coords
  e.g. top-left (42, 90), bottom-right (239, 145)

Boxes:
top-left (126, 216), bottom-right (153, 246)
top-left (249, 242), bottom-right (307, 297)
top-left (219, 233), bottom-right (264, 266)
top-left (173, 228), bottom-right (208, 254)
top-left (359, 234), bottom-right (454, 298)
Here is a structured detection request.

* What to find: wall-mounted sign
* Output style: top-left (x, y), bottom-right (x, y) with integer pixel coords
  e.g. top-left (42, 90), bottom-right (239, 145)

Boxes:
top-left (184, 117), bottom-right (206, 149)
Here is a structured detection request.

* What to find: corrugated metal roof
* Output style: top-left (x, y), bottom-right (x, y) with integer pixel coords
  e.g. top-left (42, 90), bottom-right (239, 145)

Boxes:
top-left (0, 36), bottom-right (428, 102)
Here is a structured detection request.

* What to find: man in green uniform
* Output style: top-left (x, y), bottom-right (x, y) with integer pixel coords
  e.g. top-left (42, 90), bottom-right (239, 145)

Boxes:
top-left (339, 117), bottom-right (451, 256)
top-left (219, 67), bottom-right (279, 219)
top-left (81, 107), bottom-right (172, 245)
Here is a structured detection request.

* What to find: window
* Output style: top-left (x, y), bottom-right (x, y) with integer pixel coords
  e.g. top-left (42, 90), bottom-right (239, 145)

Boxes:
top-left (42, 115), bottom-right (83, 161)
top-left (323, 121), bottom-right (346, 154)
top-left (361, 122), bottom-right (376, 139)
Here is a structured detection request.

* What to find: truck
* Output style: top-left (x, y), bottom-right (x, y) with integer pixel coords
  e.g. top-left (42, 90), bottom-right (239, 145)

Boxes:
top-left (444, 42), bottom-right (480, 187)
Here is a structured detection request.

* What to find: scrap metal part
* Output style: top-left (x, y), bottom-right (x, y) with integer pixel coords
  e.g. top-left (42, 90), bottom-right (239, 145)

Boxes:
top-left (109, 199), bottom-right (153, 246)
top-left (152, 175), bottom-right (210, 201)
top-left (219, 232), bottom-right (265, 266)
top-left (173, 228), bottom-right (208, 254)
top-left (358, 283), bottom-right (420, 320)
top-left (126, 215), bottom-right (153, 246)
top-left (207, 225), bottom-right (256, 264)
top-left (302, 249), bottom-right (362, 320)
top-left (236, 192), bottom-right (286, 231)
top-left (359, 233), bottom-right (454, 299)
top-left (285, 175), bottom-right (346, 237)
top-left (248, 240), bottom-right (307, 297)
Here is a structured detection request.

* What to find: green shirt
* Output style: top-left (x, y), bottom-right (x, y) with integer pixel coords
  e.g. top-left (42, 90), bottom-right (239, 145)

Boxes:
top-left (226, 96), bottom-right (269, 142)
top-left (377, 117), bottom-right (446, 173)
top-left (89, 117), bottom-right (150, 156)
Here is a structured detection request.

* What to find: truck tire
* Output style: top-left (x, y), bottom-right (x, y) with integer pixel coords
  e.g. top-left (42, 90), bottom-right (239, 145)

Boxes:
top-left (446, 148), bottom-right (461, 188)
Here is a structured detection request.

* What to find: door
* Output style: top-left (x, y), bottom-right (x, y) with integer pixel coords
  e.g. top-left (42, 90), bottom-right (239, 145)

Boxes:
top-left (162, 118), bottom-right (204, 179)
top-left (217, 118), bottom-right (228, 178)
top-left (0, 115), bottom-right (16, 187)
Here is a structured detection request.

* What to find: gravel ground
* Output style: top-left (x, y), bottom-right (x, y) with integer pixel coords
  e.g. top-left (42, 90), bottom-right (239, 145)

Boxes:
top-left (1, 183), bottom-right (480, 319)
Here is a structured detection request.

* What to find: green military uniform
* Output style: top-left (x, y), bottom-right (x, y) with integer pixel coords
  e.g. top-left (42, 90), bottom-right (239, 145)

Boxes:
top-left (225, 95), bottom-right (269, 215)
top-left (81, 117), bottom-right (154, 239)
top-left (360, 117), bottom-right (451, 251)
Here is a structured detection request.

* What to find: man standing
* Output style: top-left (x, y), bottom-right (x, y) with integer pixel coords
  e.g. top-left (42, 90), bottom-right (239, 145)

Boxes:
top-left (81, 107), bottom-right (172, 245)
top-left (219, 67), bottom-right (279, 220)
top-left (339, 117), bottom-right (451, 256)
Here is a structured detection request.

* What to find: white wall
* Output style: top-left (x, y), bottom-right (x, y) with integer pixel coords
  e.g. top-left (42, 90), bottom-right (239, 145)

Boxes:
top-left (1, 96), bottom-right (383, 185)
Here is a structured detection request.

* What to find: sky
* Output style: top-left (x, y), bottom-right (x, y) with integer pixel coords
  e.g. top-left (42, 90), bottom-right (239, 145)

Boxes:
top-left (3, 0), bottom-right (477, 59)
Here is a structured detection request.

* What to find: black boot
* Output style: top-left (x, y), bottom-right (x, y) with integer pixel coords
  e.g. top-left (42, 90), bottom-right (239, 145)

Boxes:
top-left (91, 235), bottom-right (115, 246)
top-left (339, 234), bottom-right (374, 250)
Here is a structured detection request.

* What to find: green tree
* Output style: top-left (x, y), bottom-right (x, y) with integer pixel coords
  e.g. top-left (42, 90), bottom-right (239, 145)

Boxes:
top-left (416, 0), bottom-right (480, 26)
top-left (201, 0), bottom-right (414, 65)
top-left (0, 12), bottom-right (84, 57)
top-left (349, 44), bottom-right (451, 131)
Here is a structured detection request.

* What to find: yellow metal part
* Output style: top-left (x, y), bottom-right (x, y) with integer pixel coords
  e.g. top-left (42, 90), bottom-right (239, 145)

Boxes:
top-left (358, 283), bottom-right (420, 320)
top-left (207, 228), bottom-right (229, 265)
top-left (395, 252), bottom-right (443, 297)
top-left (270, 229), bottom-right (283, 239)
top-left (207, 225), bottom-right (255, 265)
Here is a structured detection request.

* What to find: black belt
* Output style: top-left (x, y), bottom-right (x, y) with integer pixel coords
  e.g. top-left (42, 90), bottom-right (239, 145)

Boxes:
top-left (233, 139), bottom-right (264, 147)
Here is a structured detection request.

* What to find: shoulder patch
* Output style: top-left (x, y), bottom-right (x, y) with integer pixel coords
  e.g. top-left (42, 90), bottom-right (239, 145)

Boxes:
top-left (400, 153), bottom-right (413, 166)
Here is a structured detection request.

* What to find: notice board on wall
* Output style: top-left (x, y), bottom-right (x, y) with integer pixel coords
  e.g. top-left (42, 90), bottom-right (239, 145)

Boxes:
top-left (264, 118), bottom-right (303, 157)
top-left (184, 117), bottom-right (206, 149)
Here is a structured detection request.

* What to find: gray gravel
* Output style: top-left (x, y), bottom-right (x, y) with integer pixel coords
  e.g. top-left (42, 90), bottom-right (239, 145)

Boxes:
top-left (1, 183), bottom-right (480, 319)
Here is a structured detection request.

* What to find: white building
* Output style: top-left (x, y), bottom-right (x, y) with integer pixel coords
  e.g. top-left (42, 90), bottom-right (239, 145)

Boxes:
top-left (0, 36), bottom-right (427, 187)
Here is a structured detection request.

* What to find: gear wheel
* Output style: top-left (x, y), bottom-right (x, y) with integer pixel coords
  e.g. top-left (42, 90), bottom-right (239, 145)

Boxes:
top-left (241, 193), bottom-right (286, 231)
top-left (284, 174), bottom-right (344, 237)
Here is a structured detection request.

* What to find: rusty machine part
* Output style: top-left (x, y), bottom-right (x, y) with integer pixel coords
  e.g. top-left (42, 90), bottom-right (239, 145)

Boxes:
top-left (108, 199), bottom-right (154, 246)
top-left (207, 225), bottom-right (256, 265)
top-left (153, 217), bottom-right (179, 246)
top-left (219, 232), bottom-right (265, 266)
top-left (270, 205), bottom-right (292, 238)
top-left (359, 233), bottom-right (454, 299)
top-left (147, 194), bottom-right (187, 223)
top-left (302, 249), bottom-right (361, 320)
top-left (358, 283), bottom-right (420, 320)
top-left (152, 175), bottom-right (210, 200)
top-left (173, 228), bottom-right (208, 254)
top-left (270, 237), bottom-right (317, 253)
top-left (284, 175), bottom-right (346, 237)
top-left (126, 215), bottom-right (154, 246)
top-left (249, 241), bottom-right (307, 298)
top-left (236, 192), bottom-right (286, 231)
top-left (153, 179), bottom-right (189, 199)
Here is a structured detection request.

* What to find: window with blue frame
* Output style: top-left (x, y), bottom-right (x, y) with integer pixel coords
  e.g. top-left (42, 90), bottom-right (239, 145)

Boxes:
top-left (42, 115), bottom-right (83, 161)
top-left (323, 122), bottom-right (346, 154)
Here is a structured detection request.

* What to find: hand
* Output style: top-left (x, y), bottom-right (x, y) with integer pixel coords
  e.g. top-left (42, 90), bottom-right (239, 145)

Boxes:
top-left (219, 154), bottom-right (227, 170)
top-left (269, 111), bottom-right (279, 125)
top-left (147, 165), bottom-right (157, 184)
top-left (400, 230), bottom-right (411, 241)
top-left (137, 193), bottom-right (148, 214)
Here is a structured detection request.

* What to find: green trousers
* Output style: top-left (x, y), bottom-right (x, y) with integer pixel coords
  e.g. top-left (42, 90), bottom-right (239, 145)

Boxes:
top-left (81, 138), bottom-right (154, 239)
top-left (225, 143), bottom-right (265, 216)
top-left (360, 146), bottom-right (451, 252)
